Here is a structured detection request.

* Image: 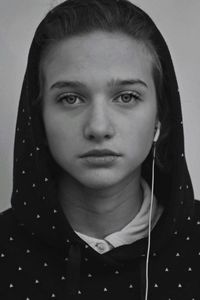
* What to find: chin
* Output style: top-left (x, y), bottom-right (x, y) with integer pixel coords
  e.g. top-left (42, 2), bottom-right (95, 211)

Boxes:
top-left (80, 179), bottom-right (118, 190)
top-left (76, 173), bottom-right (121, 190)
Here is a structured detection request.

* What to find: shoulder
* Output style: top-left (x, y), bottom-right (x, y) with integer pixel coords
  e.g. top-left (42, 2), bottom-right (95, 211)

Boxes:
top-left (0, 207), bottom-right (14, 220)
top-left (0, 208), bottom-right (18, 243)
top-left (193, 200), bottom-right (200, 226)
top-left (188, 200), bottom-right (200, 242)
top-left (194, 199), bottom-right (200, 211)
top-left (0, 208), bottom-right (15, 231)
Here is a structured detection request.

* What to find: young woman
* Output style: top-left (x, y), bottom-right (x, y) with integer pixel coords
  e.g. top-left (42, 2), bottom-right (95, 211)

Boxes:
top-left (0, 0), bottom-right (199, 299)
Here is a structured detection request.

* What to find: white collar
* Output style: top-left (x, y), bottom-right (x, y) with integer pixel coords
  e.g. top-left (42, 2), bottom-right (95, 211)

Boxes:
top-left (76, 178), bottom-right (164, 254)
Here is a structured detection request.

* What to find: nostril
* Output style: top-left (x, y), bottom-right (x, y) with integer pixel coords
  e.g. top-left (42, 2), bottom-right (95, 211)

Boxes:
top-left (88, 134), bottom-right (95, 140)
top-left (105, 134), bottom-right (111, 139)
top-left (88, 133), bottom-right (111, 141)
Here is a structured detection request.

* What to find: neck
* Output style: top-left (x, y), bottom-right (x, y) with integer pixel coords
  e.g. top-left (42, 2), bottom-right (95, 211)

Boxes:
top-left (58, 170), bottom-right (143, 239)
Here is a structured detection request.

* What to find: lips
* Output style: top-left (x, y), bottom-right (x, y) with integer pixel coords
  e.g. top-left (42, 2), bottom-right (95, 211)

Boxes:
top-left (79, 149), bottom-right (121, 158)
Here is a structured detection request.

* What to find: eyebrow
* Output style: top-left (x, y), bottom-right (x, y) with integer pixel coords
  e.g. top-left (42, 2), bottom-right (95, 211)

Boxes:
top-left (50, 78), bottom-right (148, 90)
top-left (51, 81), bottom-right (86, 90)
top-left (108, 78), bottom-right (148, 88)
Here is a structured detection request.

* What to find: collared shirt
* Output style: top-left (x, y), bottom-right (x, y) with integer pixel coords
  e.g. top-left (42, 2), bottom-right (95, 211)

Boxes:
top-left (76, 179), bottom-right (164, 254)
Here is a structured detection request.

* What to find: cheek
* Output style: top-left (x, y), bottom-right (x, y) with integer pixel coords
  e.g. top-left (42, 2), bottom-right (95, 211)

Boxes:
top-left (122, 112), bottom-right (156, 158)
top-left (139, 124), bottom-right (155, 158)
top-left (43, 111), bottom-right (78, 158)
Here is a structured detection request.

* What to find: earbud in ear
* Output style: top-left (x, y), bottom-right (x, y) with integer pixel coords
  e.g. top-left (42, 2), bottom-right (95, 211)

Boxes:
top-left (153, 121), bottom-right (161, 143)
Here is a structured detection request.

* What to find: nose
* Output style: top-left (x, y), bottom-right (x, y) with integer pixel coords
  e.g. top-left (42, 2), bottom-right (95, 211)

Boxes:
top-left (83, 101), bottom-right (115, 142)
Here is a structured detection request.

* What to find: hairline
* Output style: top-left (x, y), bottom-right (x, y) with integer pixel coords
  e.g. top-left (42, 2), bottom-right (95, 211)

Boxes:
top-left (37, 29), bottom-right (161, 105)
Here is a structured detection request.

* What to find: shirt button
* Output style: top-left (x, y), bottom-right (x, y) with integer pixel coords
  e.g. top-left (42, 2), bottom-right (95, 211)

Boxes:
top-left (95, 242), bottom-right (107, 253)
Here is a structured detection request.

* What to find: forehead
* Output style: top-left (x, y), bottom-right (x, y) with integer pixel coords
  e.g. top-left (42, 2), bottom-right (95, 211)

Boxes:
top-left (41, 31), bottom-right (154, 89)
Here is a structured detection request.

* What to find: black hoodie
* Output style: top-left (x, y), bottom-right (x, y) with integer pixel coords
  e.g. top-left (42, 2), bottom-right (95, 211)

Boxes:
top-left (0, 1), bottom-right (200, 299)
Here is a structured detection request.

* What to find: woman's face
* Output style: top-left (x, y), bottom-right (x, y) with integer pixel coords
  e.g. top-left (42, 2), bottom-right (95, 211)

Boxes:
top-left (41, 31), bottom-right (157, 189)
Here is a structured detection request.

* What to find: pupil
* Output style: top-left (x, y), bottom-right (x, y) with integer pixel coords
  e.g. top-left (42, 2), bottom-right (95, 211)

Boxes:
top-left (68, 96), bottom-right (76, 103)
top-left (122, 94), bottom-right (131, 102)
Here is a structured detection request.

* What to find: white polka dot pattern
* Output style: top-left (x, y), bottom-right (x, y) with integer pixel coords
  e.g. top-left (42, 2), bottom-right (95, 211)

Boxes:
top-left (1, 1), bottom-right (199, 299)
top-left (0, 207), bottom-right (200, 299)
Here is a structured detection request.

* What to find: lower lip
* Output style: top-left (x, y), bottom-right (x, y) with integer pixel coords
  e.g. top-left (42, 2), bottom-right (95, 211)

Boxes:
top-left (81, 155), bottom-right (120, 166)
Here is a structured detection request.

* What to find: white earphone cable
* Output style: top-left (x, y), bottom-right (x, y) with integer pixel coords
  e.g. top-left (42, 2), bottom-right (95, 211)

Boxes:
top-left (145, 142), bottom-right (156, 300)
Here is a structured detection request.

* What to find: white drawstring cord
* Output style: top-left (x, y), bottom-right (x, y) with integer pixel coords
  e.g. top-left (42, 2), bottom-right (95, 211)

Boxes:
top-left (145, 142), bottom-right (156, 300)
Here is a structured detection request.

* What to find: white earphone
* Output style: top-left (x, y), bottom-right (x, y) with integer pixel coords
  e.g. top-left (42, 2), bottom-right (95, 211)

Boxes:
top-left (153, 121), bottom-right (161, 143)
top-left (145, 120), bottom-right (161, 300)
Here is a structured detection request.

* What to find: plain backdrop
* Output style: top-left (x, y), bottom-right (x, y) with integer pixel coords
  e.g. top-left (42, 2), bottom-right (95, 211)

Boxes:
top-left (0, 0), bottom-right (200, 212)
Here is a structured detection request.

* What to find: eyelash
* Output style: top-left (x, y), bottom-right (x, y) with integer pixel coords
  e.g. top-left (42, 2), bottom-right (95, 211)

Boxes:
top-left (57, 91), bottom-right (141, 105)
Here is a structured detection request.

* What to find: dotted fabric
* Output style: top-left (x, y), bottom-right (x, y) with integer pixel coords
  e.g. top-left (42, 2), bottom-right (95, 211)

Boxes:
top-left (0, 1), bottom-right (200, 299)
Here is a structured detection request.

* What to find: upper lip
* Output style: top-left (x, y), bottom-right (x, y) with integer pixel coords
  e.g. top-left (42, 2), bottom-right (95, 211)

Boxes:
top-left (79, 149), bottom-right (121, 158)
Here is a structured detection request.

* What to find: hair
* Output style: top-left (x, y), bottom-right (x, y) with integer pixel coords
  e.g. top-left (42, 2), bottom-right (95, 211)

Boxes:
top-left (34, 0), bottom-right (171, 171)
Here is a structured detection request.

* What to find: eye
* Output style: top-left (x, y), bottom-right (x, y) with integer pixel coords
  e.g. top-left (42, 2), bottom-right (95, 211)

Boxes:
top-left (115, 92), bottom-right (141, 104)
top-left (57, 93), bottom-right (83, 105)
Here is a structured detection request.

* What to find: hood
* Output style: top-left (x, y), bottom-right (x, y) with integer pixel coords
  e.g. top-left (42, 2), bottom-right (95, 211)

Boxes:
top-left (11, 0), bottom-right (195, 258)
